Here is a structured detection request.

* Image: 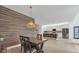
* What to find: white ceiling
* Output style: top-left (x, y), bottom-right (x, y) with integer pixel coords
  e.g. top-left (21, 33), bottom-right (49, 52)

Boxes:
top-left (3, 5), bottom-right (79, 25)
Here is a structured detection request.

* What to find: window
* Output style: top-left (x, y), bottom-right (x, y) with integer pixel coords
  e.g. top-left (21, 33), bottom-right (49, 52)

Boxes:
top-left (74, 26), bottom-right (79, 39)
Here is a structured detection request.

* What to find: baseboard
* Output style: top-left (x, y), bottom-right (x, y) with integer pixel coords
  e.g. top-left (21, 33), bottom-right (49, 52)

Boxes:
top-left (7, 44), bottom-right (21, 50)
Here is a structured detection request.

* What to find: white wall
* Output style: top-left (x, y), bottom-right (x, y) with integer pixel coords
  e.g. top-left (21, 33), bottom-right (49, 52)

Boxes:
top-left (69, 12), bottom-right (79, 39)
top-left (43, 24), bottom-right (69, 39)
top-left (42, 11), bottom-right (79, 40)
top-left (44, 24), bottom-right (69, 31)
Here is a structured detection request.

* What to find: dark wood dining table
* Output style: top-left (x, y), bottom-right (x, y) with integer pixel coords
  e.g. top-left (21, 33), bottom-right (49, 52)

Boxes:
top-left (23, 36), bottom-right (48, 53)
top-left (29, 37), bottom-right (48, 44)
top-left (29, 37), bottom-right (48, 52)
top-left (20, 36), bottom-right (48, 53)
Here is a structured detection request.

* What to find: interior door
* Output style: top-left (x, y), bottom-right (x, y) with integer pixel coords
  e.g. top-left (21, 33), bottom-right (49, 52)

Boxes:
top-left (62, 28), bottom-right (69, 39)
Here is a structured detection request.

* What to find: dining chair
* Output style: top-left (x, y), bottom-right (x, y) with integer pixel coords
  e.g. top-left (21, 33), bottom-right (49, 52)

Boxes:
top-left (20, 36), bottom-right (25, 52)
top-left (20, 36), bottom-right (32, 53)
top-left (20, 36), bottom-right (40, 53)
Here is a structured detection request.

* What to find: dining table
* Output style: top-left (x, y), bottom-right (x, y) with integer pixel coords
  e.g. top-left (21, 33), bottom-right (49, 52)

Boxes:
top-left (29, 37), bottom-right (48, 44)
top-left (22, 36), bottom-right (48, 53)
top-left (29, 37), bottom-right (48, 52)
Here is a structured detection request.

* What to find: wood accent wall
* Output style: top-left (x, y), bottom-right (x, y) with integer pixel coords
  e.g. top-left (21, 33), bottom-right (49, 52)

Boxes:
top-left (0, 6), bottom-right (35, 47)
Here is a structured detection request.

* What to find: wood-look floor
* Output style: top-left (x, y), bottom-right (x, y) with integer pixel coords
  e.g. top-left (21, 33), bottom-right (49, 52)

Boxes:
top-left (6, 38), bottom-right (79, 53)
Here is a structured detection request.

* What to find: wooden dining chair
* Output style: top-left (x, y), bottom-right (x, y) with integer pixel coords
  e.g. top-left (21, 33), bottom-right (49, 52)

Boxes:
top-left (20, 36), bottom-right (25, 52)
top-left (20, 36), bottom-right (31, 53)
top-left (20, 36), bottom-right (40, 53)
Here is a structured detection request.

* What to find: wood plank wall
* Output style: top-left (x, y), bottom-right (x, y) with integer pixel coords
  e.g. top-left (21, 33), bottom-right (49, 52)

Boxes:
top-left (0, 6), bottom-right (35, 47)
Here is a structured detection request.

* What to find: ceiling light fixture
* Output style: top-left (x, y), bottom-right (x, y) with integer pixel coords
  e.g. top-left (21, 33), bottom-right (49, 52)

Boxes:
top-left (26, 5), bottom-right (36, 28)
